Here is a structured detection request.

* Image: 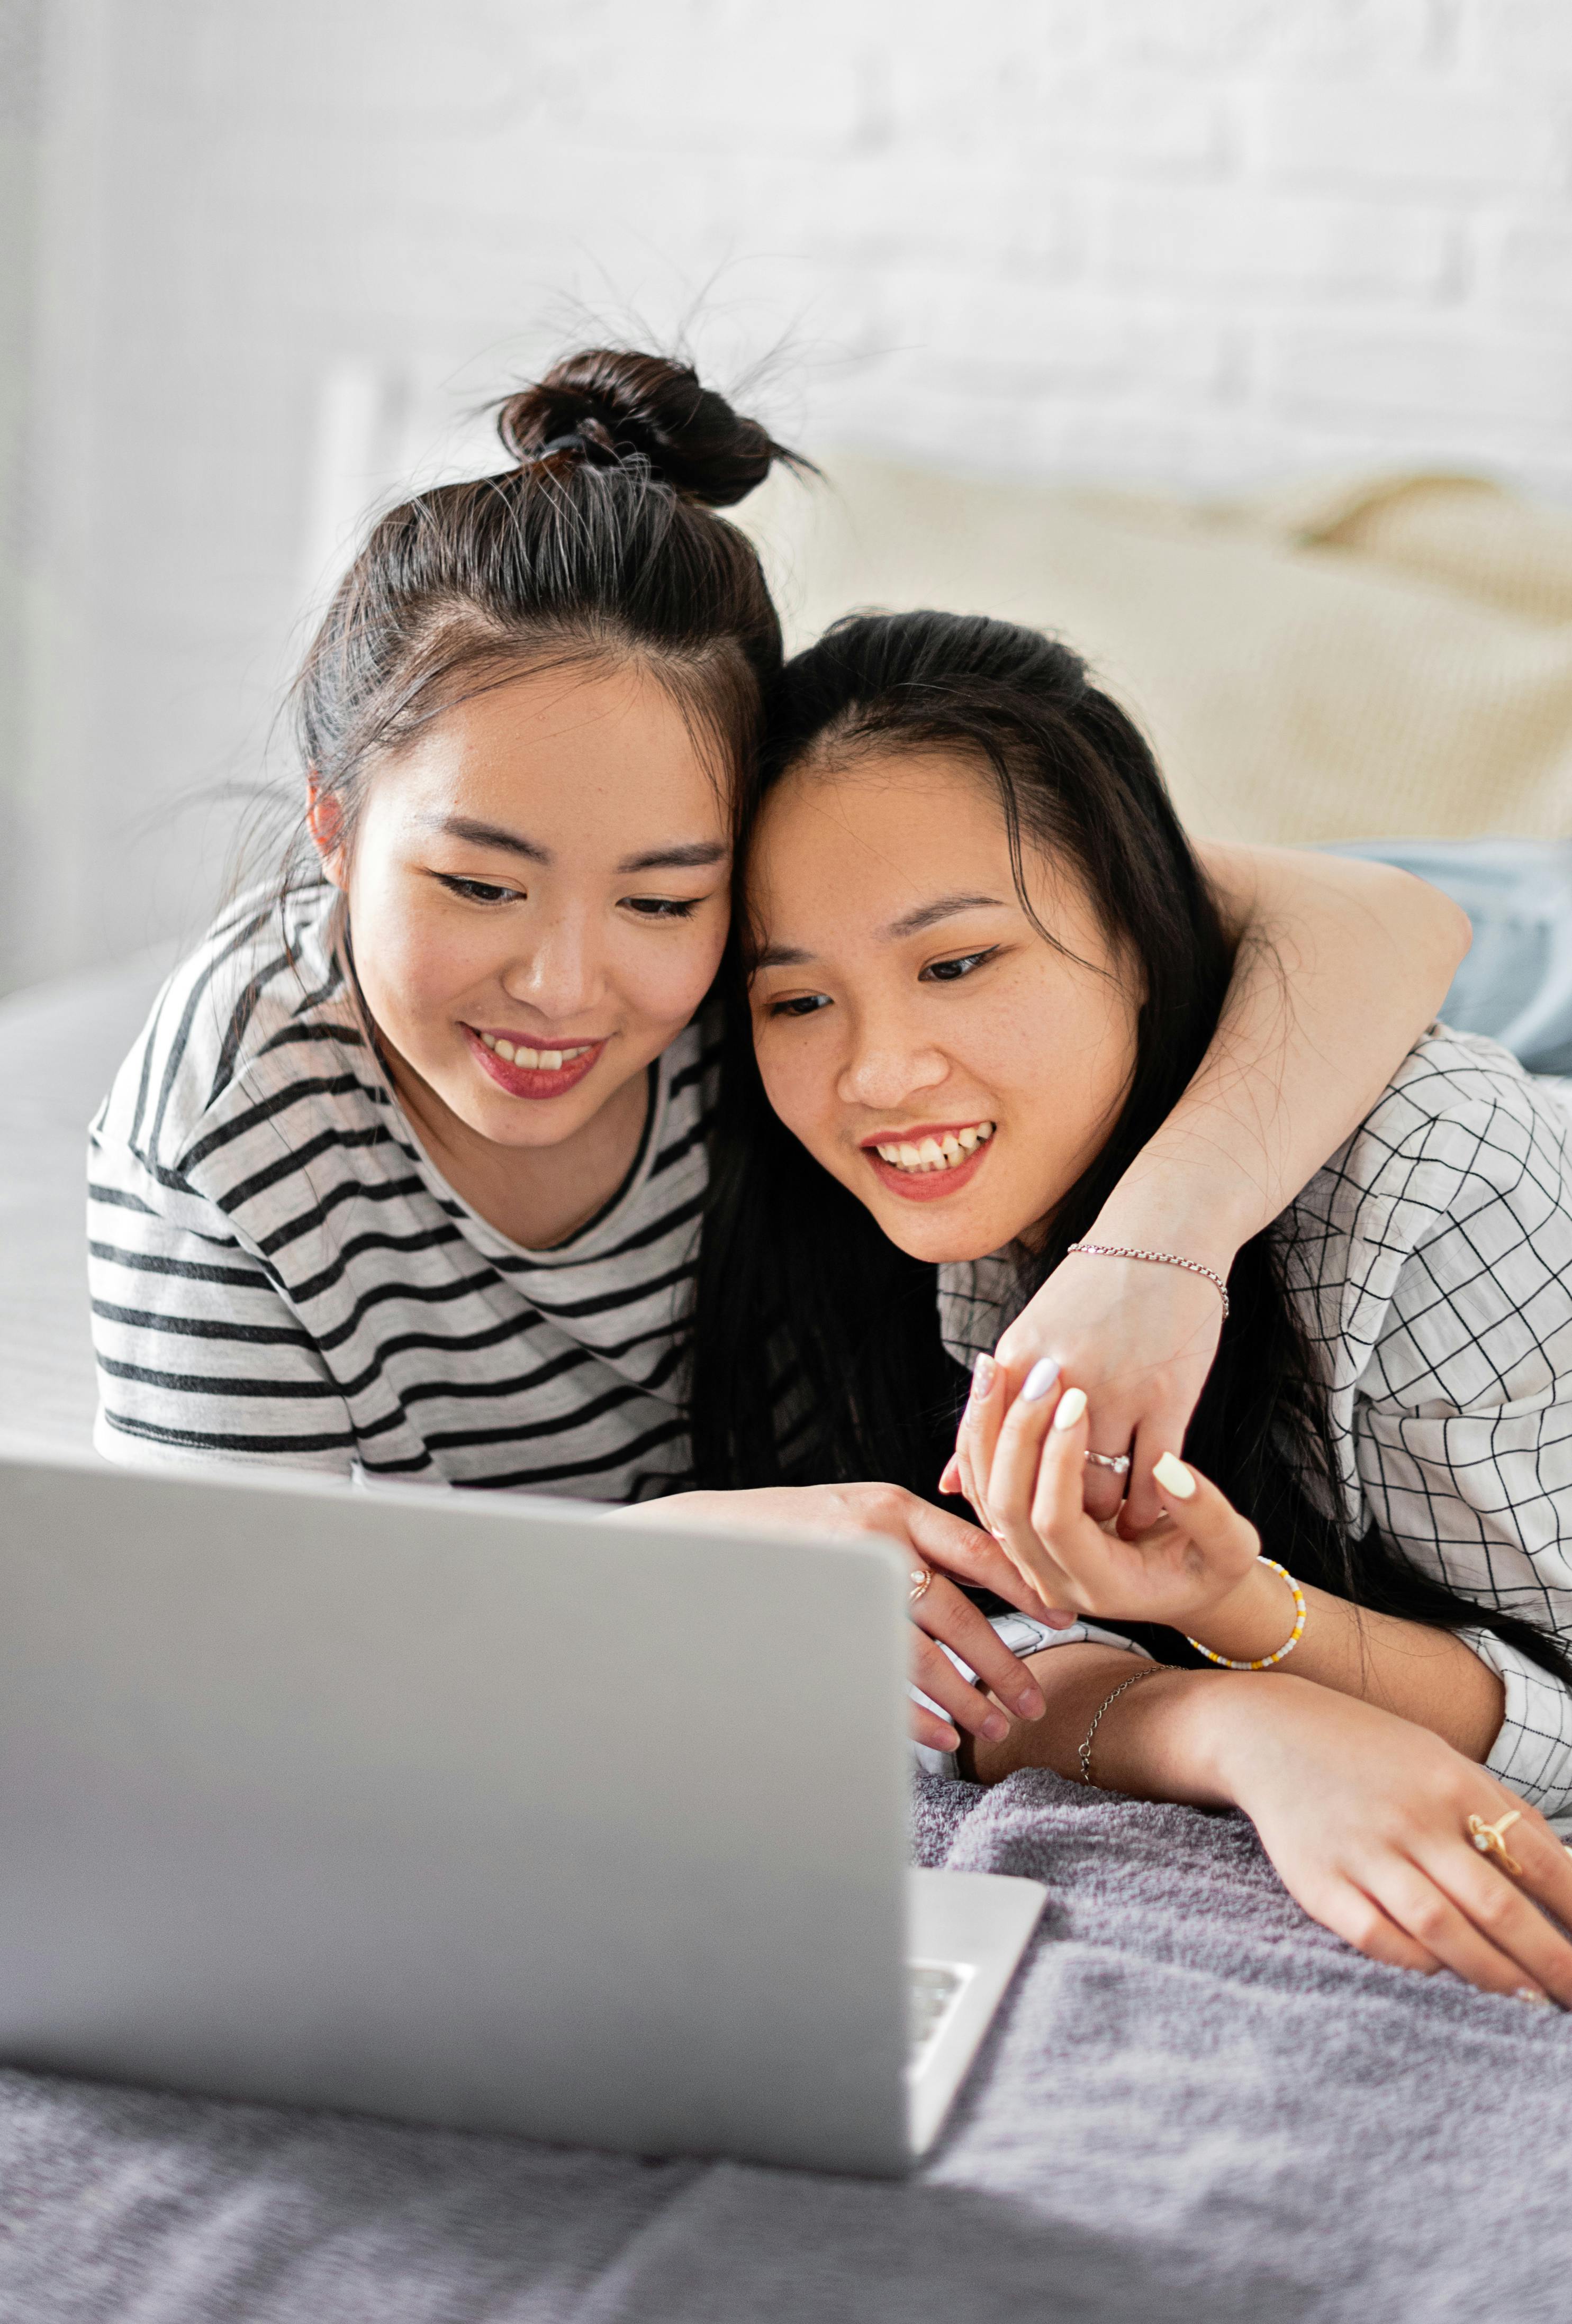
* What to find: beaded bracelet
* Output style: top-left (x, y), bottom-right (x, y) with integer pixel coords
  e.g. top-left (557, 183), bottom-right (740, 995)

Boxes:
top-left (1185, 1555), bottom-right (1307, 1671)
top-left (1065, 1241), bottom-right (1230, 1320)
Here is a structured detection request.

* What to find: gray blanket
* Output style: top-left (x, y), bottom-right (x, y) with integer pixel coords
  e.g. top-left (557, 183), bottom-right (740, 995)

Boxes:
top-left (2, 1772), bottom-right (1568, 2323)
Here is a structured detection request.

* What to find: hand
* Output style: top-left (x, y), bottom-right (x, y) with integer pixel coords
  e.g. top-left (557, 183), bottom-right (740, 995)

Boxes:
top-left (634, 1484), bottom-right (1054, 1755)
top-left (1202, 1674), bottom-right (1572, 2004)
top-left (943, 1249), bottom-right (1225, 1531)
top-left (968, 1363), bottom-right (1262, 1638)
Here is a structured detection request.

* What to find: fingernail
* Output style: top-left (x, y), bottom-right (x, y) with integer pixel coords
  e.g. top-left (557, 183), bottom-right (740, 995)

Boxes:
top-left (1153, 1450), bottom-right (1196, 1501)
top-left (1515, 1986), bottom-right (1553, 2007)
top-left (1052, 1385), bottom-right (1088, 1430)
top-left (969, 1354), bottom-right (997, 1402)
top-left (1014, 1684), bottom-right (1045, 1719)
top-left (1022, 1357), bottom-right (1060, 1403)
top-left (982, 1710), bottom-right (1009, 1742)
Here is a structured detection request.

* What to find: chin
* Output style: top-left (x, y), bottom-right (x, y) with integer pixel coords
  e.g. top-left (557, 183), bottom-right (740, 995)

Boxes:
top-left (868, 1197), bottom-right (1015, 1268)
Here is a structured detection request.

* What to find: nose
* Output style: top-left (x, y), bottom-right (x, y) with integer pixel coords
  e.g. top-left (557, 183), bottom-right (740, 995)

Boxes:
top-left (498, 907), bottom-right (605, 1025)
top-left (836, 1008), bottom-right (949, 1113)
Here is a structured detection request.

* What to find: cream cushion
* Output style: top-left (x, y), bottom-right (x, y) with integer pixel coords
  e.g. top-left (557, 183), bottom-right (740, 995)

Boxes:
top-left (737, 458), bottom-right (1572, 844)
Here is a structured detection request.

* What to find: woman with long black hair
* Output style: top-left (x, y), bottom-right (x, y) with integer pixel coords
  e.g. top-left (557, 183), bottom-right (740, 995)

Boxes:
top-left (686, 606), bottom-right (1572, 2005)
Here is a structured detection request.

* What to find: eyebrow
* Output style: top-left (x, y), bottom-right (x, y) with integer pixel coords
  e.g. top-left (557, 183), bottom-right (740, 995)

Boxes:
top-left (882, 893), bottom-right (1005, 940)
top-left (753, 894), bottom-right (1006, 973)
top-left (616, 841), bottom-right (728, 874)
top-left (429, 813), bottom-right (549, 864)
top-left (428, 816), bottom-right (726, 876)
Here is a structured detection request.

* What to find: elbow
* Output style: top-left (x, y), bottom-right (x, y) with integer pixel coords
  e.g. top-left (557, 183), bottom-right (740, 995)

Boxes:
top-left (1371, 864), bottom-right (1472, 1009)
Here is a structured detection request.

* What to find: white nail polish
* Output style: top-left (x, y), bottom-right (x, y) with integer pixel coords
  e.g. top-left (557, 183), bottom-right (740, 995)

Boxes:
top-left (1153, 1451), bottom-right (1196, 1501)
top-left (1515, 1986), bottom-right (1553, 2007)
top-left (1052, 1385), bottom-right (1087, 1431)
top-left (1022, 1357), bottom-right (1060, 1402)
top-left (970, 1354), bottom-right (997, 1402)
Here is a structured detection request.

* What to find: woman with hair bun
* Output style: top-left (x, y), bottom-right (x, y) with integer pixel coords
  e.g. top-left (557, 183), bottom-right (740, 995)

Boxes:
top-left (89, 349), bottom-right (1464, 1756)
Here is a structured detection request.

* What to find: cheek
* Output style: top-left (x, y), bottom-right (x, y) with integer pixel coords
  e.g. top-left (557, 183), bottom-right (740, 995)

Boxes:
top-left (347, 865), bottom-right (487, 1039)
top-left (753, 1027), bottom-right (844, 1157)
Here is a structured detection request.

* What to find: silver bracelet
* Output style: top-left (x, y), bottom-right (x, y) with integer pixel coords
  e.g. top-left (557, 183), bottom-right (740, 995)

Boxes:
top-left (1077, 1663), bottom-right (1164, 1787)
top-left (1065, 1241), bottom-right (1230, 1320)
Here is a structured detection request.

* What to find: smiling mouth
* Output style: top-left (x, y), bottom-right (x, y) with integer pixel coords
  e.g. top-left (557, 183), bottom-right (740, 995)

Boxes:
top-left (866, 1121), bottom-right (995, 1176)
top-left (463, 1025), bottom-right (607, 1100)
top-left (476, 1031), bottom-right (597, 1071)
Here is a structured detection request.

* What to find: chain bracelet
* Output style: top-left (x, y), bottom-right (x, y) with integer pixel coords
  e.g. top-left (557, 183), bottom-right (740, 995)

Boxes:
top-left (1065, 1241), bottom-right (1230, 1320)
top-left (1077, 1663), bottom-right (1164, 1787)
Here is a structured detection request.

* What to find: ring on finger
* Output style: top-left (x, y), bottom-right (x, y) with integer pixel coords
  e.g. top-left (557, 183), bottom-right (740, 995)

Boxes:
top-left (1083, 1449), bottom-right (1131, 1476)
top-left (1468, 1808), bottom-right (1524, 1876)
top-left (909, 1565), bottom-right (934, 1604)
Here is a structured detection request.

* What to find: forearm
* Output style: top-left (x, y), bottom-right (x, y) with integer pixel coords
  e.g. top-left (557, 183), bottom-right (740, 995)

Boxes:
top-left (967, 1641), bottom-right (1234, 1803)
top-left (1185, 1562), bottom-right (1505, 1761)
top-left (1089, 843), bottom-right (1470, 1266)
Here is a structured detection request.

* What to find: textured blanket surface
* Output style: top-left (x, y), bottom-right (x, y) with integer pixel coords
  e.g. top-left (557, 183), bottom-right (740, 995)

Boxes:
top-left (2, 1772), bottom-right (1569, 2324)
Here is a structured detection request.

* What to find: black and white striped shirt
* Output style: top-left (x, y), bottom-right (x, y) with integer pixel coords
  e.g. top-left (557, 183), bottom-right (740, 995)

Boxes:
top-left (938, 1031), bottom-right (1572, 1827)
top-left (89, 884), bottom-right (717, 1500)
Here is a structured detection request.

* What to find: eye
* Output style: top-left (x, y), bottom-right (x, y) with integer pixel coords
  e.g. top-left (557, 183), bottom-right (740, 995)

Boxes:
top-left (767, 992), bottom-right (832, 1019)
top-left (622, 896), bottom-right (700, 920)
top-left (920, 947), bottom-right (998, 984)
top-left (437, 874), bottom-right (517, 905)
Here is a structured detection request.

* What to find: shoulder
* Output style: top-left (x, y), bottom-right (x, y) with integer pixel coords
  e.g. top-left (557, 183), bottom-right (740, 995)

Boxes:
top-left (1277, 1028), bottom-right (1572, 1352)
top-left (1290, 1028), bottom-right (1571, 1242)
top-left (92, 882), bottom-right (383, 1202)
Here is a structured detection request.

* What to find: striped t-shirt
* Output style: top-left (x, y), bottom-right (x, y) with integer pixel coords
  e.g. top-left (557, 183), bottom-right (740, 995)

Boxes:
top-left (88, 883), bottom-right (718, 1499)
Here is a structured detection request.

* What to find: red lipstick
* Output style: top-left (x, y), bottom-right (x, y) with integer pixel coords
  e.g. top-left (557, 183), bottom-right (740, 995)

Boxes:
top-left (859, 1122), bottom-right (995, 1204)
top-left (464, 1027), bottom-right (605, 1102)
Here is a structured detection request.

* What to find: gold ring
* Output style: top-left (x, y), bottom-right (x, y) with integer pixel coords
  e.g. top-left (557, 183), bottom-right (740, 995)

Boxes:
top-left (1468, 1808), bottom-right (1524, 1877)
top-left (909, 1566), bottom-right (934, 1604)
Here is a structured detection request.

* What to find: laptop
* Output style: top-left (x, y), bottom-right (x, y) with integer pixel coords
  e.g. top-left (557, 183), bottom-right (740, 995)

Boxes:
top-left (0, 1454), bottom-right (1044, 2175)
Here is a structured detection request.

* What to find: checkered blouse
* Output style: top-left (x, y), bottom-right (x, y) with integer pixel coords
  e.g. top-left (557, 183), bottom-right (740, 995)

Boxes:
top-left (937, 1029), bottom-right (1572, 1826)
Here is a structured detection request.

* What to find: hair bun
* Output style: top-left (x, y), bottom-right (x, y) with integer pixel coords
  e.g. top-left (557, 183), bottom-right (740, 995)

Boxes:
top-left (496, 349), bottom-right (797, 509)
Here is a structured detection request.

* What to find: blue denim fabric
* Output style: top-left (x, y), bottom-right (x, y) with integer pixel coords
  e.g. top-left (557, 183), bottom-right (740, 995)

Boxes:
top-left (1327, 838), bottom-right (1572, 1077)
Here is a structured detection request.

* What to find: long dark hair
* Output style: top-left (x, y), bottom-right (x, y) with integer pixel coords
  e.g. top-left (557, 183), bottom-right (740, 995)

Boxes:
top-left (692, 610), bottom-right (1571, 1684)
top-left (283, 348), bottom-right (807, 892)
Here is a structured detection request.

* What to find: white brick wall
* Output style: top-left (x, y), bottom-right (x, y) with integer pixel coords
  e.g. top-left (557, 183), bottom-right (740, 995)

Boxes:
top-left (11, 0), bottom-right (1572, 983)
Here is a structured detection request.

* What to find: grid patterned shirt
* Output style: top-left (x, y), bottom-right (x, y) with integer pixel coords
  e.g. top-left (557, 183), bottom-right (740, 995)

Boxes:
top-left (938, 1030), bottom-right (1572, 1826)
top-left (89, 883), bottom-right (716, 1500)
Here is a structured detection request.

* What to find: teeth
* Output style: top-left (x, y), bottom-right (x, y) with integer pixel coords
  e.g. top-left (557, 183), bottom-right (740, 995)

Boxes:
top-left (874, 1122), bottom-right (996, 1176)
top-left (480, 1037), bottom-right (594, 1069)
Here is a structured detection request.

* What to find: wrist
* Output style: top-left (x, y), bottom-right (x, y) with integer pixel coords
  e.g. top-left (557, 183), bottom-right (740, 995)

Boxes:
top-left (1077, 1664), bottom-right (1242, 1808)
top-left (1183, 1557), bottom-right (1300, 1666)
top-left (1175, 1669), bottom-right (1285, 1805)
top-left (1087, 1155), bottom-right (1261, 1274)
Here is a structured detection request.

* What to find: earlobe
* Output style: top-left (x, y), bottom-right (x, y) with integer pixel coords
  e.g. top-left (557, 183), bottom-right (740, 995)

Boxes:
top-left (305, 774), bottom-right (348, 891)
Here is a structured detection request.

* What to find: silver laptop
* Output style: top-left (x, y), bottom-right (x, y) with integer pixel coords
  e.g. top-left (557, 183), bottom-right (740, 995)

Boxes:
top-left (0, 1454), bottom-right (1044, 2175)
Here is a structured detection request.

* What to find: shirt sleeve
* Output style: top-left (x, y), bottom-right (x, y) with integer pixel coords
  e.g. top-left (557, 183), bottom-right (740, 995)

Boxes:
top-left (89, 1130), bottom-right (358, 1477)
top-left (1459, 1627), bottom-right (1572, 1833)
top-left (913, 1616), bottom-right (1153, 1780)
